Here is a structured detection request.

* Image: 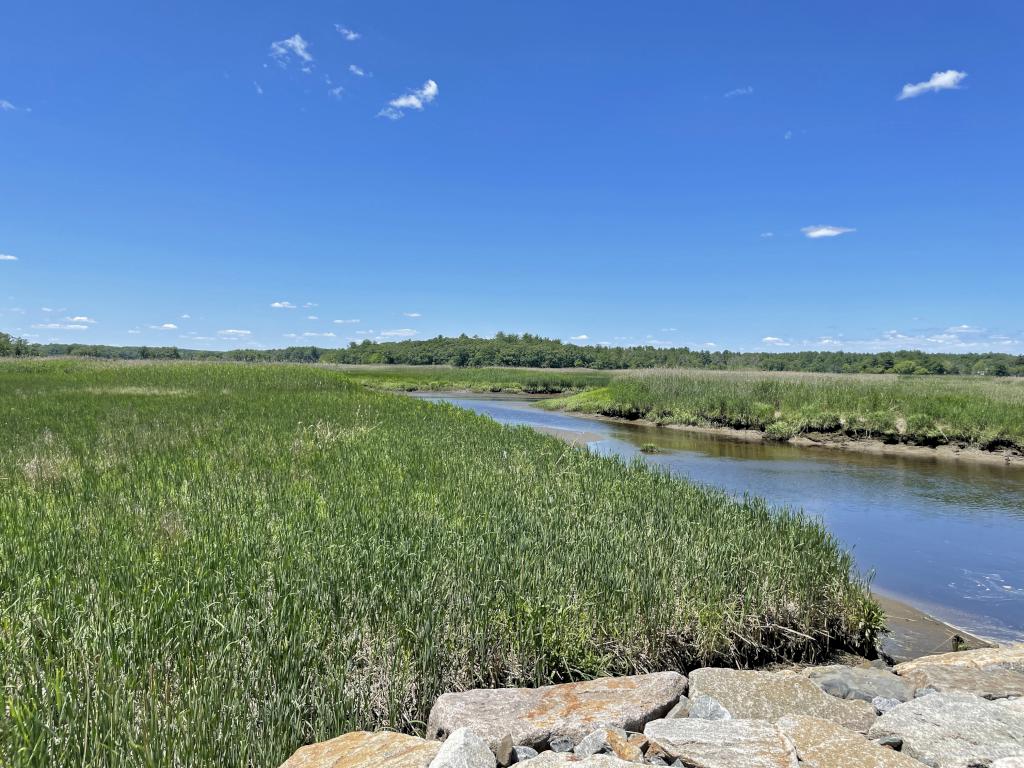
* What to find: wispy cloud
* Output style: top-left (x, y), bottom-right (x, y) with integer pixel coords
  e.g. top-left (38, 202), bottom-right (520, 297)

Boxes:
top-left (349, 64), bottom-right (365, 77)
top-left (270, 34), bottom-right (313, 68)
top-left (402, 311), bottom-right (421, 318)
top-left (760, 232), bottom-right (774, 239)
top-left (271, 300), bottom-right (296, 309)
top-left (302, 302), bottom-right (318, 308)
top-left (723, 85), bottom-right (754, 98)
top-left (802, 225), bottom-right (855, 239)
top-left (570, 334), bottom-right (589, 341)
top-left (66, 316), bottom-right (97, 324)
top-left (218, 329), bottom-right (251, 337)
top-left (762, 336), bottom-right (790, 346)
top-left (329, 85), bottom-right (344, 99)
top-left (378, 328), bottom-right (417, 338)
top-left (0, 253), bottom-right (17, 261)
top-left (0, 100), bottom-right (17, 112)
top-left (336, 26), bottom-right (360, 41)
top-left (303, 331), bottom-right (335, 338)
top-left (32, 322), bottom-right (89, 331)
top-left (899, 70), bottom-right (966, 100)
top-left (150, 323), bottom-right (178, 330)
top-left (333, 319), bottom-right (360, 324)
top-left (181, 314), bottom-right (191, 319)
top-left (307, 315), bottom-right (319, 320)
top-left (378, 79), bottom-right (438, 120)
top-left (254, 82), bottom-right (264, 95)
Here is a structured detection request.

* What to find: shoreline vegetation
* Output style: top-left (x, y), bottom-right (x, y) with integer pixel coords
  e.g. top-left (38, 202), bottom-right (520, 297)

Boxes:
top-left (541, 369), bottom-right (1024, 460)
top-left (1, 360), bottom-right (881, 767)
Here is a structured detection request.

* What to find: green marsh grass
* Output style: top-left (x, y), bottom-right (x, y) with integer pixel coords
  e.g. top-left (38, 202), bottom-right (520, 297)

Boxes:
top-left (545, 369), bottom-right (1024, 451)
top-left (329, 364), bottom-right (611, 394)
top-left (1, 361), bottom-right (878, 767)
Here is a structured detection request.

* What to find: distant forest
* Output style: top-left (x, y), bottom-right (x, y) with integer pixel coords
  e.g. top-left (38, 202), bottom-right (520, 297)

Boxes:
top-left (2, 331), bottom-right (1023, 376)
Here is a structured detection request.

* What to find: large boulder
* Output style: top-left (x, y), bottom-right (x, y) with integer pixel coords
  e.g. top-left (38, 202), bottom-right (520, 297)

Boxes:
top-left (894, 644), bottom-right (1024, 676)
top-left (428, 728), bottom-right (496, 768)
top-left (899, 663), bottom-right (1024, 700)
top-left (426, 672), bottom-right (687, 752)
top-left (802, 664), bottom-right (913, 703)
top-left (526, 754), bottom-right (643, 767)
top-left (687, 668), bottom-right (876, 732)
top-left (279, 731), bottom-right (441, 768)
top-left (777, 715), bottom-right (925, 767)
top-left (643, 718), bottom-right (798, 768)
top-left (866, 691), bottom-right (1024, 768)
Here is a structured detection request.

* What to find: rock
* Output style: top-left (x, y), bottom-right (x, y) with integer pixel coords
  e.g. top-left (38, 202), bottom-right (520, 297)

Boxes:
top-left (688, 695), bottom-right (731, 720)
top-left (573, 727), bottom-right (645, 763)
top-left (279, 731), bottom-right (441, 768)
top-left (998, 697), bottom-right (1024, 712)
top-left (426, 672), bottom-right (687, 752)
top-left (429, 728), bottom-right (496, 768)
top-left (524, 754), bottom-right (646, 767)
top-left (665, 696), bottom-right (689, 719)
top-left (643, 718), bottom-right (798, 768)
top-left (872, 696), bottom-right (901, 714)
top-left (494, 735), bottom-right (514, 767)
top-left (894, 644), bottom-right (1024, 676)
top-left (687, 668), bottom-right (877, 732)
top-left (913, 687), bottom-right (937, 698)
top-left (867, 691), bottom-right (1024, 768)
top-left (992, 759), bottom-right (1024, 768)
top-left (512, 746), bottom-right (538, 763)
top-left (777, 715), bottom-right (925, 767)
top-left (803, 665), bottom-right (914, 703)
top-left (548, 737), bottom-right (573, 753)
top-left (900, 663), bottom-right (1024, 700)
top-left (873, 735), bottom-right (903, 750)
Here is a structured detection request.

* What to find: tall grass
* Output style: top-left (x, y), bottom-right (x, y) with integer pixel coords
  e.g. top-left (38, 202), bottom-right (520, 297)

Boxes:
top-left (331, 364), bottom-right (611, 393)
top-left (0, 361), bottom-right (879, 768)
top-left (546, 369), bottom-right (1024, 451)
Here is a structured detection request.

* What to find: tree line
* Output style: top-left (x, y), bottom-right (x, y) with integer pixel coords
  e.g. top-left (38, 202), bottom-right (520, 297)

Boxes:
top-left (2, 331), bottom-right (1023, 376)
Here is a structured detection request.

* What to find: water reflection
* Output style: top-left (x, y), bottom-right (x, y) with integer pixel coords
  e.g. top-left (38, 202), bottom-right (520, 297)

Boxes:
top-left (421, 394), bottom-right (1024, 642)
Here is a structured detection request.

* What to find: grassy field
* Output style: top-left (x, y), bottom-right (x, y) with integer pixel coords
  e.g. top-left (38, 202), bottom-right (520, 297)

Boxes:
top-left (329, 364), bottom-right (611, 393)
top-left (1, 361), bottom-right (879, 768)
top-left (543, 369), bottom-right (1024, 451)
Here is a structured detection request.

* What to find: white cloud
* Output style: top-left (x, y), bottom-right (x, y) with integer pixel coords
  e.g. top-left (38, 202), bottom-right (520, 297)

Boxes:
top-left (218, 329), bottom-right (251, 337)
top-left (270, 34), bottom-right (313, 68)
top-left (302, 302), bottom-right (318, 308)
top-left (181, 314), bottom-right (191, 319)
top-left (254, 82), bottom-right (264, 95)
top-left (127, 329), bottom-right (141, 335)
top-left (378, 328), bottom-right (417, 338)
top-left (336, 26), bottom-right (360, 41)
top-left (307, 315), bottom-right (319, 320)
top-left (570, 334), bottom-right (589, 341)
top-left (702, 342), bottom-right (718, 348)
top-left (329, 85), bottom-right (344, 99)
top-left (32, 322), bottom-right (89, 331)
top-left (660, 328), bottom-right (678, 332)
top-left (899, 70), bottom-right (966, 100)
top-left (0, 253), bottom-right (17, 261)
top-left (66, 316), bottom-right (97, 324)
top-left (762, 336), bottom-right (790, 346)
top-left (333, 318), bottom-right (360, 324)
top-left (378, 79), bottom-right (438, 120)
top-left (349, 64), bottom-right (365, 77)
top-left (302, 331), bottom-right (335, 338)
top-left (402, 311), bottom-right (421, 318)
top-left (150, 323), bottom-right (178, 330)
top-left (723, 85), bottom-right (754, 98)
top-left (271, 300), bottom-right (296, 309)
top-left (760, 232), bottom-right (774, 238)
top-left (802, 225), bottom-right (855, 239)
top-left (0, 100), bottom-right (17, 112)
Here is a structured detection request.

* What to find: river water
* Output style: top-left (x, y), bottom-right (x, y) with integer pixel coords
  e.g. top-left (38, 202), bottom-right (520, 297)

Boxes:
top-left (420, 394), bottom-right (1024, 643)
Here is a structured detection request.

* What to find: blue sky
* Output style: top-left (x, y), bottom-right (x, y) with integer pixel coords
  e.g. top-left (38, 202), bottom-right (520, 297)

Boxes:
top-left (2, 2), bottom-right (1022, 352)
